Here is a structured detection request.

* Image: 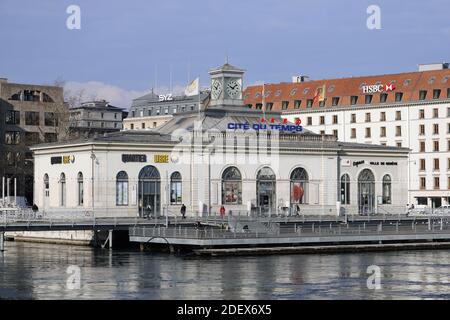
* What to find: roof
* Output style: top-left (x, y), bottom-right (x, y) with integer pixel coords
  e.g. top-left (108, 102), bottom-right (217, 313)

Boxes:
top-left (244, 68), bottom-right (450, 112)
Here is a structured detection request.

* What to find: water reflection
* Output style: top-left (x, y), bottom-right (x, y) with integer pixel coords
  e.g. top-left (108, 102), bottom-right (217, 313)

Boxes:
top-left (2, 241), bottom-right (450, 299)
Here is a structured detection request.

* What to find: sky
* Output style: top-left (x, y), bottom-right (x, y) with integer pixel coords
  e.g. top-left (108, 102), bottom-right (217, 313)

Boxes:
top-left (0, 0), bottom-right (449, 109)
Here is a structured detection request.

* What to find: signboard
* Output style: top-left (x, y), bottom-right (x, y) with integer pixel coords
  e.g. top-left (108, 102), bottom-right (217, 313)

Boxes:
top-left (51, 156), bottom-right (75, 165)
top-left (362, 84), bottom-right (396, 94)
top-left (154, 154), bottom-right (169, 163)
top-left (158, 94), bottom-right (173, 102)
top-left (227, 123), bottom-right (303, 133)
top-left (341, 159), bottom-right (352, 167)
top-left (122, 154), bottom-right (147, 163)
top-left (352, 160), bottom-right (398, 167)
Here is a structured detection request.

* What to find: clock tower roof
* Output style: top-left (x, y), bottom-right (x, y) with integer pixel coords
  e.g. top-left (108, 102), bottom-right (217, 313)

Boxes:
top-left (209, 63), bottom-right (245, 75)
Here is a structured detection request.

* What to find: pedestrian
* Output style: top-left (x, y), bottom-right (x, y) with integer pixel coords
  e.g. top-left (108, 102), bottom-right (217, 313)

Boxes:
top-left (146, 204), bottom-right (152, 219)
top-left (180, 204), bottom-right (186, 219)
top-left (295, 204), bottom-right (301, 216)
top-left (219, 205), bottom-right (225, 218)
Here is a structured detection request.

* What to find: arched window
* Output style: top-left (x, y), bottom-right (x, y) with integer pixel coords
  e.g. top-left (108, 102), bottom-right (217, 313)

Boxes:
top-left (358, 169), bottom-right (375, 214)
top-left (222, 167), bottom-right (242, 205)
top-left (382, 175), bottom-right (392, 204)
top-left (43, 174), bottom-right (49, 197)
top-left (116, 171), bottom-right (129, 206)
top-left (60, 173), bottom-right (66, 207)
top-left (77, 172), bottom-right (84, 206)
top-left (290, 168), bottom-right (309, 205)
top-left (340, 174), bottom-right (350, 205)
top-left (170, 172), bottom-right (182, 205)
top-left (256, 167), bottom-right (276, 213)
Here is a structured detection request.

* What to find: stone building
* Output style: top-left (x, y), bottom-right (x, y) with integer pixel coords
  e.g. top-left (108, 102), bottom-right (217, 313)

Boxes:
top-left (0, 78), bottom-right (66, 204)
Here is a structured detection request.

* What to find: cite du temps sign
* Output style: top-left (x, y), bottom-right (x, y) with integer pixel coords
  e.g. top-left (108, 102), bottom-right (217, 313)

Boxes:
top-left (122, 154), bottom-right (147, 163)
top-left (51, 155), bottom-right (75, 165)
top-left (227, 123), bottom-right (303, 132)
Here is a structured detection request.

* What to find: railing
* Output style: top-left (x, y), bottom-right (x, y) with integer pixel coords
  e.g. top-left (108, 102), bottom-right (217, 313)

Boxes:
top-left (130, 217), bottom-right (450, 240)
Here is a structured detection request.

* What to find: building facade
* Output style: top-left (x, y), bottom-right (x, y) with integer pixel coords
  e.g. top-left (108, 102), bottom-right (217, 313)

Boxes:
top-left (69, 100), bottom-right (125, 136)
top-left (0, 78), bottom-right (66, 205)
top-left (123, 91), bottom-right (210, 130)
top-left (32, 63), bottom-right (409, 218)
top-left (244, 63), bottom-right (450, 208)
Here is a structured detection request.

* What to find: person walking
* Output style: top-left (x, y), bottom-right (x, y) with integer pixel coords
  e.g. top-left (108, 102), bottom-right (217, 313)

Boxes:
top-left (219, 206), bottom-right (226, 219)
top-left (180, 204), bottom-right (187, 219)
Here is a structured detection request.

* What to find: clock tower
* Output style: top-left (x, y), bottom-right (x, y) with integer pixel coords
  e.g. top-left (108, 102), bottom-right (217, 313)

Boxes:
top-left (209, 62), bottom-right (245, 107)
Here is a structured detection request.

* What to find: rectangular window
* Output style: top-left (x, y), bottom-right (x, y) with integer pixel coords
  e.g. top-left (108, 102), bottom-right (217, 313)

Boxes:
top-left (153, 122), bottom-right (157, 128)
top-left (396, 126), bottom-right (402, 137)
top-left (350, 96), bottom-right (358, 105)
top-left (131, 111), bottom-right (135, 117)
top-left (434, 158), bottom-right (440, 170)
top-left (365, 127), bottom-right (371, 138)
top-left (44, 133), bottom-right (57, 143)
top-left (351, 128), bottom-right (356, 138)
top-left (419, 90), bottom-right (427, 100)
top-left (306, 99), bottom-right (313, 108)
top-left (255, 103), bottom-right (262, 110)
top-left (380, 112), bottom-right (386, 122)
top-left (114, 113), bottom-right (117, 119)
top-left (433, 108), bottom-right (439, 118)
top-left (294, 100), bottom-right (301, 109)
top-left (25, 111), bottom-right (40, 126)
top-left (44, 112), bottom-right (58, 126)
top-left (365, 113), bottom-right (371, 122)
top-left (365, 95), bottom-right (373, 104)
top-left (25, 132), bottom-right (40, 146)
top-left (419, 124), bottom-right (425, 135)
top-left (5, 131), bottom-right (21, 145)
top-left (101, 113), bottom-right (104, 119)
top-left (396, 142), bottom-right (402, 148)
top-left (319, 100), bottom-right (326, 108)
top-left (141, 123), bottom-right (145, 129)
top-left (320, 116), bottom-right (325, 125)
top-left (419, 109), bottom-right (425, 119)
top-left (448, 88), bottom-right (450, 98)
top-left (320, 130), bottom-right (325, 135)
top-left (420, 177), bottom-right (426, 190)
top-left (420, 159), bottom-right (426, 171)
top-left (5, 111), bottom-right (20, 124)
top-left (380, 93), bottom-right (388, 103)
top-left (395, 92), bottom-right (403, 102)
top-left (395, 110), bottom-right (401, 121)
top-left (350, 113), bottom-right (356, 123)
top-left (332, 97), bottom-right (340, 106)
top-left (282, 101), bottom-right (289, 110)
top-left (266, 102), bottom-right (274, 110)
top-left (433, 123), bottom-right (439, 134)
top-left (448, 123), bottom-right (450, 133)
top-left (247, 104), bottom-right (252, 109)
top-left (333, 130), bottom-right (338, 138)
top-left (130, 124), bottom-right (134, 130)
top-left (434, 177), bottom-right (440, 189)
top-left (448, 107), bottom-right (450, 117)
top-left (380, 127), bottom-right (386, 137)
top-left (434, 140), bottom-right (440, 152)
top-left (333, 115), bottom-right (338, 124)
top-left (419, 141), bottom-right (426, 152)
top-left (433, 89), bottom-right (441, 99)
top-left (307, 117), bottom-right (312, 126)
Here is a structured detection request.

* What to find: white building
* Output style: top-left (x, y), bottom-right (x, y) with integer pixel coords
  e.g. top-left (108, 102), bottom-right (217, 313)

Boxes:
top-left (31, 63), bottom-right (409, 217)
top-left (244, 63), bottom-right (450, 208)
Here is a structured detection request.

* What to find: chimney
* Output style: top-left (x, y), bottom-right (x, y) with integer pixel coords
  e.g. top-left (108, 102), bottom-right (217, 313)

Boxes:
top-left (292, 75), bottom-right (309, 83)
top-left (418, 63), bottom-right (449, 72)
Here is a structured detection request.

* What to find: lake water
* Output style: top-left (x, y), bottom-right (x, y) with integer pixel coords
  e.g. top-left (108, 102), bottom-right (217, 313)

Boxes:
top-left (1, 241), bottom-right (450, 300)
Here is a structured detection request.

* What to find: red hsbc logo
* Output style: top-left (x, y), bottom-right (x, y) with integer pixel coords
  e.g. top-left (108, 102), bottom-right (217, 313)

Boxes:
top-left (362, 84), bottom-right (396, 94)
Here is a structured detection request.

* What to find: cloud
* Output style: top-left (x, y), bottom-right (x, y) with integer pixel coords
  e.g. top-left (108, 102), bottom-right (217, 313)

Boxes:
top-left (64, 81), bottom-right (188, 110)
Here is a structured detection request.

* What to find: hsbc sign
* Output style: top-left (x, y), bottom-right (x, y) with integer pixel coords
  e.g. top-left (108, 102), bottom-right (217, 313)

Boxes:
top-left (362, 84), bottom-right (396, 94)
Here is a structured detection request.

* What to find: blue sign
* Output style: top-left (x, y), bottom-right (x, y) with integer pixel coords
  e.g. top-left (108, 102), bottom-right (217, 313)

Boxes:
top-left (227, 123), bottom-right (303, 132)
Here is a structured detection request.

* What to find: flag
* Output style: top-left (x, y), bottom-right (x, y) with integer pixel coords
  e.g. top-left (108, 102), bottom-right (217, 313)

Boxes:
top-left (185, 77), bottom-right (199, 96)
top-left (261, 83), bottom-right (266, 112)
top-left (313, 84), bottom-right (326, 103)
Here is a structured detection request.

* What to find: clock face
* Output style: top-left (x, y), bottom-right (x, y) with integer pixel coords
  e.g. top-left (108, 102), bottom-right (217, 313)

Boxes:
top-left (226, 79), bottom-right (241, 98)
top-left (211, 80), bottom-right (222, 100)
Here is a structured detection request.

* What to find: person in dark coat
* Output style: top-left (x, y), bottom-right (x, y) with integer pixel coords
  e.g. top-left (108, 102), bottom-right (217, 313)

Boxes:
top-left (180, 204), bottom-right (187, 219)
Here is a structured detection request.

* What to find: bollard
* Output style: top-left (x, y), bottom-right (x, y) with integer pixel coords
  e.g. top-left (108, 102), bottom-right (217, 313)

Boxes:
top-left (0, 232), bottom-right (4, 252)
